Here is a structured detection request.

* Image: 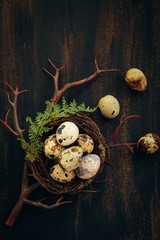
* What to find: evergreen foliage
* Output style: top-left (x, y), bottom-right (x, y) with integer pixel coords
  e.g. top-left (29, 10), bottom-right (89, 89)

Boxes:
top-left (19, 98), bottom-right (97, 162)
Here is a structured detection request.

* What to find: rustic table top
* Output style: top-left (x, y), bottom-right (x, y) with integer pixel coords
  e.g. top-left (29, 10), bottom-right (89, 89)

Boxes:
top-left (0, 0), bottom-right (160, 239)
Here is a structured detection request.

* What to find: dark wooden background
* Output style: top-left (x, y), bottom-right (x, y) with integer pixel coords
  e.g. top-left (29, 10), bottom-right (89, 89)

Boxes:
top-left (0, 0), bottom-right (160, 239)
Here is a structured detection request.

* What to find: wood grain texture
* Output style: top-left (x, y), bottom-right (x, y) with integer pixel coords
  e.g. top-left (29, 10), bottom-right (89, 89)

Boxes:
top-left (0, 0), bottom-right (160, 239)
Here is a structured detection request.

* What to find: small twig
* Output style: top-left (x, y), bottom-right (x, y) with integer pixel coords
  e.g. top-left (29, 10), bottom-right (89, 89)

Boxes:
top-left (94, 179), bottom-right (112, 183)
top-left (109, 113), bottom-right (140, 146)
top-left (0, 79), bottom-right (27, 138)
top-left (111, 142), bottom-right (137, 153)
top-left (24, 196), bottom-right (72, 209)
top-left (43, 59), bottom-right (64, 99)
top-left (43, 55), bottom-right (119, 104)
top-left (0, 109), bottom-right (18, 136)
top-left (5, 180), bottom-right (40, 227)
top-left (0, 79), bottom-right (44, 227)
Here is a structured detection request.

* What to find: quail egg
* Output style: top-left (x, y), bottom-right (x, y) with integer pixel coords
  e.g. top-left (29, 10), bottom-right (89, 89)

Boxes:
top-left (77, 134), bottom-right (94, 154)
top-left (56, 121), bottom-right (79, 146)
top-left (137, 133), bottom-right (160, 154)
top-left (124, 68), bottom-right (147, 92)
top-left (50, 164), bottom-right (75, 183)
top-left (44, 134), bottom-right (64, 159)
top-left (75, 154), bottom-right (101, 179)
top-left (98, 95), bottom-right (120, 119)
top-left (58, 146), bottom-right (83, 171)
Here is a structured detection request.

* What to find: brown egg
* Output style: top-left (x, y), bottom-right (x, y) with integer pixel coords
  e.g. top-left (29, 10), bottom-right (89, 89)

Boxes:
top-left (44, 134), bottom-right (64, 159)
top-left (58, 146), bottom-right (83, 172)
top-left (50, 164), bottom-right (75, 183)
top-left (124, 68), bottom-right (147, 92)
top-left (137, 133), bottom-right (160, 154)
top-left (77, 134), bottom-right (94, 154)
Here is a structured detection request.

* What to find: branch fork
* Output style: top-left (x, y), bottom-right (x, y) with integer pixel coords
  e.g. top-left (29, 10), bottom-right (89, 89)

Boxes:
top-left (0, 79), bottom-right (27, 138)
top-left (43, 54), bottom-right (119, 104)
top-left (109, 113), bottom-right (140, 153)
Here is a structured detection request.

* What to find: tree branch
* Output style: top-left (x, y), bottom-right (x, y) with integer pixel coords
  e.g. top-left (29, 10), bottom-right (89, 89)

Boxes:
top-left (109, 113), bottom-right (140, 146)
top-left (111, 142), bottom-right (137, 153)
top-left (1, 80), bottom-right (27, 138)
top-left (43, 59), bottom-right (64, 100)
top-left (0, 110), bottom-right (18, 136)
top-left (43, 55), bottom-right (119, 104)
top-left (5, 176), bottom-right (40, 227)
top-left (24, 196), bottom-right (72, 209)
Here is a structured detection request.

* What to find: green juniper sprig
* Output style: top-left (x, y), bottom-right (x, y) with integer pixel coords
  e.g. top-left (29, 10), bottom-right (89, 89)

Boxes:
top-left (19, 97), bottom-right (97, 162)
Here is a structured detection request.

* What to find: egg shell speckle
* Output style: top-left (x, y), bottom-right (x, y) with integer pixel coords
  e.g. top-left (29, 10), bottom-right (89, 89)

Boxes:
top-left (56, 121), bottom-right (79, 146)
top-left (124, 68), bottom-right (147, 92)
top-left (138, 133), bottom-right (160, 154)
top-left (98, 95), bottom-right (120, 119)
top-left (50, 164), bottom-right (75, 183)
top-left (58, 146), bottom-right (83, 172)
top-left (44, 134), bottom-right (64, 159)
top-left (77, 134), bottom-right (94, 154)
top-left (75, 154), bottom-right (101, 179)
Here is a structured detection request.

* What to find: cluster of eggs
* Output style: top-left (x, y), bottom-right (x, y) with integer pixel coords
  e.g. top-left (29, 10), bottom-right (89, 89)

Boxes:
top-left (98, 69), bottom-right (160, 155)
top-left (44, 121), bottom-right (101, 183)
top-left (98, 68), bottom-right (147, 120)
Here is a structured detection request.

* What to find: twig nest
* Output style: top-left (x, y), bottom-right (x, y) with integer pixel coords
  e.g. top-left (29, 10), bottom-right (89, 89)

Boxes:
top-left (98, 95), bottom-right (120, 119)
top-left (50, 164), bottom-right (75, 183)
top-left (137, 133), bottom-right (160, 154)
top-left (124, 68), bottom-right (147, 92)
top-left (44, 134), bottom-right (64, 159)
top-left (56, 121), bottom-right (79, 146)
top-left (29, 113), bottom-right (106, 194)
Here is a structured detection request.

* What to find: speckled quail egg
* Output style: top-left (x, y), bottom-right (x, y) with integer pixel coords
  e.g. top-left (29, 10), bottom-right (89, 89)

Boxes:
top-left (75, 154), bottom-right (101, 179)
top-left (124, 68), bottom-right (147, 92)
top-left (56, 121), bottom-right (79, 146)
top-left (58, 146), bottom-right (83, 172)
top-left (98, 95), bottom-right (120, 119)
top-left (50, 164), bottom-right (75, 183)
top-left (137, 133), bottom-right (160, 154)
top-left (44, 134), bottom-right (64, 159)
top-left (77, 134), bottom-right (94, 154)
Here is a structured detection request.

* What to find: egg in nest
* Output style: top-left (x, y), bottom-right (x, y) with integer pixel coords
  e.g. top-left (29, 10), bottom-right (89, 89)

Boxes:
top-left (56, 121), bottom-right (79, 146)
top-left (44, 134), bottom-right (64, 159)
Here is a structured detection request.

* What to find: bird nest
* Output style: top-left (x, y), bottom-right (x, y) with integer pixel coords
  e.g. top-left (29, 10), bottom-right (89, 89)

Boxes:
top-left (28, 113), bottom-right (107, 194)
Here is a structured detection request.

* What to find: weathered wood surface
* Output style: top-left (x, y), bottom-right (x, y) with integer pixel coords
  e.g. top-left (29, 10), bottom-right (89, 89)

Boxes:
top-left (0, 0), bottom-right (160, 239)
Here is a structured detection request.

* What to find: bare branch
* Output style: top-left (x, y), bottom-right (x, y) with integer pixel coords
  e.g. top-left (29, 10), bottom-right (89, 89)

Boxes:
top-left (111, 142), bottom-right (137, 153)
top-left (4, 81), bottom-right (15, 93)
top-left (109, 114), bottom-right (140, 146)
top-left (5, 109), bottom-right (11, 122)
top-left (48, 58), bottom-right (64, 71)
top-left (43, 55), bottom-right (120, 104)
top-left (5, 161), bottom-right (40, 227)
top-left (18, 89), bottom-right (28, 95)
top-left (0, 110), bottom-right (18, 136)
top-left (6, 92), bottom-right (14, 106)
top-left (43, 59), bottom-right (64, 99)
top-left (24, 196), bottom-right (72, 209)
top-left (1, 79), bottom-right (27, 138)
